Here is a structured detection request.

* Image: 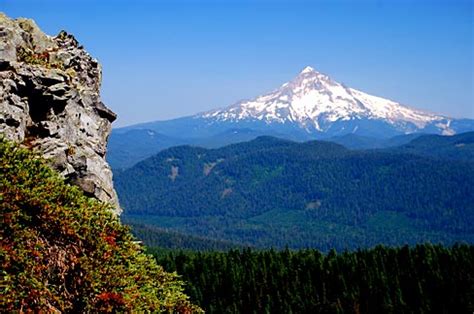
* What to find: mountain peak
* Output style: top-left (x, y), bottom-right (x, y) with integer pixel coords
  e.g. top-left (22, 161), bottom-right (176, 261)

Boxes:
top-left (300, 66), bottom-right (316, 74)
top-left (200, 66), bottom-right (465, 136)
top-left (291, 66), bottom-right (333, 88)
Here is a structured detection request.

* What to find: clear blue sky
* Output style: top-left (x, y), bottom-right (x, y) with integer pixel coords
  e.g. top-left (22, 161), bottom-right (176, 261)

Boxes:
top-left (2, 0), bottom-right (473, 127)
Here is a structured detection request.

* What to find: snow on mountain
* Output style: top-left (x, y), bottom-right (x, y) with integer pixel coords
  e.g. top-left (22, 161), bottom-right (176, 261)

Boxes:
top-left (110, 66), bottom-right (474, 167)
top-left (201, 66), bottom-right (454, 135)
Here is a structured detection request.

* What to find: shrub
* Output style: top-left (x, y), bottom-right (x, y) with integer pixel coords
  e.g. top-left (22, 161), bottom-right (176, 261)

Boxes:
top-left (16, 46), bottom-right (64, 70)
top-left (0, 139), bottom-right (201, 312)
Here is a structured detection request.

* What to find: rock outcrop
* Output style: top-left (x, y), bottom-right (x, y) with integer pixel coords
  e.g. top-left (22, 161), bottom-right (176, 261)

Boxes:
top-left (0, 13), bottom-right (121, 214)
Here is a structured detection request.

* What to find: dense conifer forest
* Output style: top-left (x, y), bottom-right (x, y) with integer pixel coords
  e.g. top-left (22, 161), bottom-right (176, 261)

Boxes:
top-left (126, 222), bottom-right (243, 251)
top-left (117, 134), bottom-right (474, 250)
top-left (116, 133), bottom-right (474, 313)
top-left (151, 244), bottom-right (474, 313)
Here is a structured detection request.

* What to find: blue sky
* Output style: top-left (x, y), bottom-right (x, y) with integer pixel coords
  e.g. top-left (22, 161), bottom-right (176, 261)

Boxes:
top-left (2, 0), bottom-right (473, 127)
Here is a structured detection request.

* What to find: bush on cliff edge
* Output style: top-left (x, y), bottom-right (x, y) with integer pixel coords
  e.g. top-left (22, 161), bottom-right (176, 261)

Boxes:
top-left (0, 139), bottom-right (201, 313)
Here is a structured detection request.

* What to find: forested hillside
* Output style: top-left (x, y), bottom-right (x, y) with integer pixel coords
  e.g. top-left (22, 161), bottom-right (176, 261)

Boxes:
top-left (326, 133), bottom-right (422, 149)
top-left (389, 131), bottom-right (474, 161)
top-left (116, 135), bottom-right (474, 250)
top-left (152, 244), bottom-right (474, 313)
top-left (107, 129), bottom-right (188, 170)
top-left (126, 222), bottom-right (243, 251)
top-left (107, 127), bottom-right (290, 170)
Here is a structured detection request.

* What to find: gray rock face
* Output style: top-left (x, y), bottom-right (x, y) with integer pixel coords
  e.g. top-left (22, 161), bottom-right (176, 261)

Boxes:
top-left (0, 13), bottom-right (121, 214)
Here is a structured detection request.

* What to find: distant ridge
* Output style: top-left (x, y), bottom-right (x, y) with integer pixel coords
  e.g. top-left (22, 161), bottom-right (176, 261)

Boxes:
top-left (108, 67), bottom-right (474, 169)
top-left (115, 133), bottom-right (474, 250)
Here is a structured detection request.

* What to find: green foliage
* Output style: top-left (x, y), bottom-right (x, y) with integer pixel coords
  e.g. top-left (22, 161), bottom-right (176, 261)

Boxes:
top-left (391, 131), bottom-right (474, 161)
top-left (116, 136), bottom-right (474, 250)
top-left (153, 244), bottom-right (474, 313)
top-left (125, 222), bottom-right (245, 251)
top-left (16, 46), bottom-right (64, 70)
top-left (0, 139), bottom-right (201, 313)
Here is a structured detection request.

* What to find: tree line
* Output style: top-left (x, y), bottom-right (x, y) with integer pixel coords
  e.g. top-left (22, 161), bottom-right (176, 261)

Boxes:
top-left (151, 244), bottom-right (474, 313)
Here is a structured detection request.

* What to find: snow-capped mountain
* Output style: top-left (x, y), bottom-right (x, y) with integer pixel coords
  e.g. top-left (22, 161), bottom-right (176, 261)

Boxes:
top-left (109, 66), bottom-right (474, 168)
top-left (200, 66), bottom-right (458, 136)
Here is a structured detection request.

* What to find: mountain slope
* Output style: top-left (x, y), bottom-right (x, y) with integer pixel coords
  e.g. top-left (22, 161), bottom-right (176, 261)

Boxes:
top-left (201, 66), bottom-right (461, 137)
top-left (124, 222), bottom-right (244, 251)
top-left (325, 133), bottom-right (424, 150)
top-left (389, 131), bottom-right (474, 161)
top-left (107, 127), bottom-right (293, 169)
top-left (0, 139), bottom-right (200, 312)
top-left (109, 67), bottom-right (474, 169)
top-left (115, 135), bottom-right (474, 250)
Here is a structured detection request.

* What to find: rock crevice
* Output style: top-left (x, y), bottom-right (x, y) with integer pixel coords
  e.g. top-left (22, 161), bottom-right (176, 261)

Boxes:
top-left (0, 13), bottom-right (121, 214)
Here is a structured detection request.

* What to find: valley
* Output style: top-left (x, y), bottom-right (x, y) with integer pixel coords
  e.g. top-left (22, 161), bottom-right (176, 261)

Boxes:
top-left (115, 132), bottom-right (474, 251)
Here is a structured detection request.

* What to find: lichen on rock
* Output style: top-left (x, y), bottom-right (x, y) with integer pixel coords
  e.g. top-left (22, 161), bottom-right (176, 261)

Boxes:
top-left (0, 13), bottom-right (121, 213)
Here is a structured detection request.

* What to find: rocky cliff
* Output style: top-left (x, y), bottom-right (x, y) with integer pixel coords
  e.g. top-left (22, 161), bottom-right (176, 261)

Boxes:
top-left (0, 13), bottom-right (121, 213)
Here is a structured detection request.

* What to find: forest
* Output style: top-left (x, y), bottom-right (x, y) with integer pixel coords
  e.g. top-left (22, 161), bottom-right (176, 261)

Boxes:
top-left (116, 133), bottom-right (474, 312)
top-left (116, 134), bottom-right (474, 250)
top-left (151, 244), bottom-right (474, 313)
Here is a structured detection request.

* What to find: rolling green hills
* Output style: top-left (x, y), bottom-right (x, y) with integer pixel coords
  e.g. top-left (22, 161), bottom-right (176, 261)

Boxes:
top-left (389, 131), bottom-right (474, 161)
top-left (115, 133), bottom-right (474, 250)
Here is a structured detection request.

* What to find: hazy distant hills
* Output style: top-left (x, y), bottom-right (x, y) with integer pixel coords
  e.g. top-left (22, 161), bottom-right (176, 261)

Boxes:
top-left (108, 67), bottom-right (474, 169)
top-left (108, 128), bottom-right (474, 169)
top-left (108, 127), bottom-right (289, 169)
top-left (115, 132), bottom-right (474, 250)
